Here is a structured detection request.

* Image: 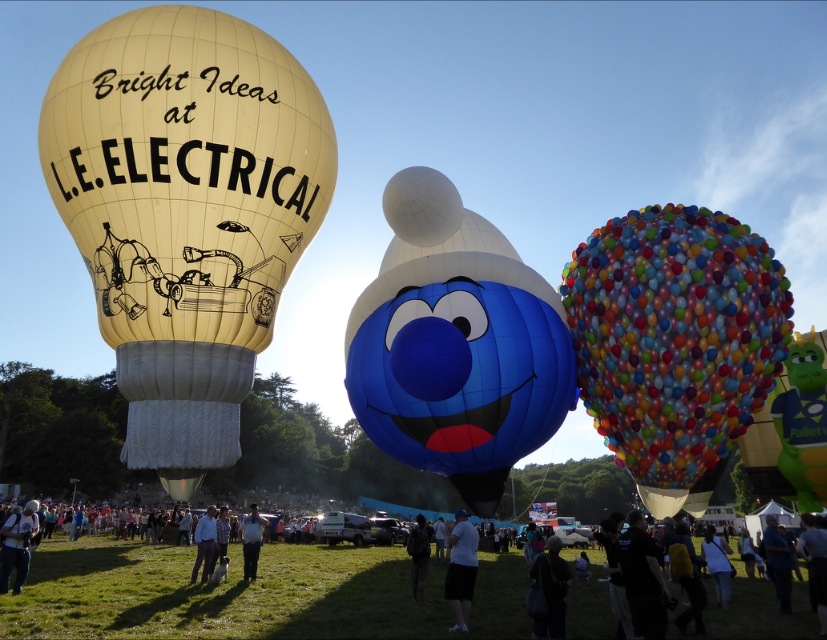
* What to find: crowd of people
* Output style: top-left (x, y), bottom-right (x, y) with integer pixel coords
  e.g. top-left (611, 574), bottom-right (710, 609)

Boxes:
top-left (523, 508), bottom-right (827, 639)
top-left (3, 492), bottom-right (826, 638)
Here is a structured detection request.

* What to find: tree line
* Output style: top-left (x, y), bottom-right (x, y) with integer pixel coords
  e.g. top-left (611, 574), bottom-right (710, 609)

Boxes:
top-left (1, 361), bottom-right (753, 522)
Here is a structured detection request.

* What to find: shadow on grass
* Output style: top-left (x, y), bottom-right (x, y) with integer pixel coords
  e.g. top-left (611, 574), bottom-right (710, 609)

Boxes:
top-left (266, 551), bottom-right (529, 640)
top-left (31, 543), bottom-right (137, 580)
top-left (107, 581), bottom-right (248, 631)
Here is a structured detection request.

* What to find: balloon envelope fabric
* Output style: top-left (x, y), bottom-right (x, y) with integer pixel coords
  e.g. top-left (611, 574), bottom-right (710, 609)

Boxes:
top-left (559, 204), bottom-right (794, 492)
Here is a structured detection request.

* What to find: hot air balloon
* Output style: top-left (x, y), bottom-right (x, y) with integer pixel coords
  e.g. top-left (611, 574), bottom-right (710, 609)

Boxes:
top-left (344, 167), bottom-right (578, 517)
top-left (559, 204), bottom-right (794, 519)
top-left (741, 327), bottom-right (827, 513)
top-left (682, 450), bottom-right (731, 519)
top-left (38, 5), bottom-right (337, 500)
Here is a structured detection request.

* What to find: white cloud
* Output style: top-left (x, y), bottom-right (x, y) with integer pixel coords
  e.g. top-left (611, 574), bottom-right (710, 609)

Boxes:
top-left (694, 85), bottom-right (827, 212)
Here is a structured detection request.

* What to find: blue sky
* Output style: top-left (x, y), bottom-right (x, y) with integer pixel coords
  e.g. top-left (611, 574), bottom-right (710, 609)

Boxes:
top-left (1, 1), bottom-right (826, 467)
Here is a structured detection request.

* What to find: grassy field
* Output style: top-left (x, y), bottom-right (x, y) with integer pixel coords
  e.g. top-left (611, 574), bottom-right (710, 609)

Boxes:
top-left (0, 535), bottom-right (818, 639)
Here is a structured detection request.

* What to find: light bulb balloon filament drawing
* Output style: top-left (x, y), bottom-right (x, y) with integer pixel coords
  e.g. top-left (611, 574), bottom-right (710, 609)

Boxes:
top-left (91, 221), bottom-right (286, 327)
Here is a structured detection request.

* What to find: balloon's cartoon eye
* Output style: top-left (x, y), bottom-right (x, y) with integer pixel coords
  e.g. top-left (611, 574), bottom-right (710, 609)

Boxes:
top-left (433, 291), bottom-right (488, 340)
top-left (385, 291), bottom-right (488, 350)
top-left (792, 352), bottom-right (820, 365)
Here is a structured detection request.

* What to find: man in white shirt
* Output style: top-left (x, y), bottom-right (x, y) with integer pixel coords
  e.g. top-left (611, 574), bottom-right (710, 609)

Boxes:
top-left (190, 505), bottom-right (218, 585)
top-left (0, 500), bottom-right (41, 595)
top-left (445, 509), bottom-right (480, 633)
top-left (240, 504), bottom-right (269, 583)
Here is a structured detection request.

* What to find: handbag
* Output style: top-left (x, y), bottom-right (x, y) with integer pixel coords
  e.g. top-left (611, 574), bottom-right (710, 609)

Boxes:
top-left (526, 556), bottom-right (550, 619)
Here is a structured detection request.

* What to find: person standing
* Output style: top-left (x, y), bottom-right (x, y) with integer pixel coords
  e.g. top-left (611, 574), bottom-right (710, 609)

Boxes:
top-left (240, 504), bottom-right (269, 583)
top-left (177, 508), bottom-right (193, 546)
top-left (700, 525), bottom-right (734, 609)
top-left (764, 514), bottom-right (796, 614)
top-left (207, 506), bottom-right (232, 578)
top-left (445, 509), bottom-right (480, 633)
top-left (434, 516), bottom-right (447, 560)
top-left (798, 513), bottom-right (827, 635)
top-left (738, 529), bottom-right (758, 579)
top-left (529, 534), bottom-right (573, 640)
top-left (409, 513), bottom-right (432, 603)
top-left (617, 509), bottom-right (672, 640)
top-left (597, 518), bottom-right (634, 640)
top-left (144, 509), bottom-right (157, 545)
top-left (71, 506), bottom-right (85, 542)
top-left (43, 506), bottom-right (58, 540)
top-left (0, 501), bottom-right (41, 596)
top-left (190, 505), bottom-right (218, 585)
top-left (671, 521), bottom-right (708, 636)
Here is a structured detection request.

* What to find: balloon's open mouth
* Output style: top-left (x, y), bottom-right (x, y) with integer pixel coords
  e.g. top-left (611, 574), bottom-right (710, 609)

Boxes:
top-left (371, 373), bottom-right (536, 453)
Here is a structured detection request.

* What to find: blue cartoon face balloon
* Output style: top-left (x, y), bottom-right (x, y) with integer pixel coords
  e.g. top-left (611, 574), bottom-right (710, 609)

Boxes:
top-left (347, 278), bottom-right (575, 467)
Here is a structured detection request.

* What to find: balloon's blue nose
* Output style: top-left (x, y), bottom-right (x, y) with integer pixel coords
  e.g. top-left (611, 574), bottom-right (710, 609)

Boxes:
top-left (389, 316), bottom-right (472, 401)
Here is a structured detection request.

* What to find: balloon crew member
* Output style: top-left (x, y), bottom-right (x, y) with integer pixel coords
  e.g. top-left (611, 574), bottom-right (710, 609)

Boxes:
top-left (408, 513), bottom-right (432, 603)
top-left (0, 500), bottom-right (41, 596)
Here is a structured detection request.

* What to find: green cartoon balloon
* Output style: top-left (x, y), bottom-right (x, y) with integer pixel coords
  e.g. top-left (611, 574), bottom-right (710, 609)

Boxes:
top-left (771, 327), bottom-right (827, 513)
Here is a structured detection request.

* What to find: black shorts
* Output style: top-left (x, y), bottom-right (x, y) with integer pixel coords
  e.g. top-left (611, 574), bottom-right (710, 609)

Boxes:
top-left (444, 563), bottom-right (478, 601)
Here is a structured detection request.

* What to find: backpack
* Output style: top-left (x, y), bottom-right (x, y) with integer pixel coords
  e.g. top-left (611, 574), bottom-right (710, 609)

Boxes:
top-left (532, 532), bottom-right (546, 553)
top-left (407, 526), bottom-right (431, 557)
top-left (669, 539), bottom-right (694, 580)
top-left (0, 512), bottom-right (22, 544)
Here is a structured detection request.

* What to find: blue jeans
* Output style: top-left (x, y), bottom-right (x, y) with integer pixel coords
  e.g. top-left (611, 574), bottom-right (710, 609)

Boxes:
top-left (0, 546), bottom-right (31, 595)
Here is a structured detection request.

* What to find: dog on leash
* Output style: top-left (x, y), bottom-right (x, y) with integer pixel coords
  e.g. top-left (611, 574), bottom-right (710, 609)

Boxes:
top-left (210, 556), bottom-right (230, 584)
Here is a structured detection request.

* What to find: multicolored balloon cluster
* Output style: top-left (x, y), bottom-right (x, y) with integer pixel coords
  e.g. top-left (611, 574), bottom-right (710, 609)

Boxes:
top-left (559, 204), bottom-right (794, 489)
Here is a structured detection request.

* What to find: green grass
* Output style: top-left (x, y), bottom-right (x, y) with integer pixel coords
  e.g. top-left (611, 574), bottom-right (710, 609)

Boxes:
top-left (0, 535), bottom-right (818, 639)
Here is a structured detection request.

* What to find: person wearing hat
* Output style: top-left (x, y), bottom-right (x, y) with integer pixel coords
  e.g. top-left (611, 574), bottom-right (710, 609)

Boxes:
top-left (239, 504), bottom-right (269, 583)
top-left (445, 509), bottom-right (480, 633)
top-left (0, 500), bottom-right (41, 595)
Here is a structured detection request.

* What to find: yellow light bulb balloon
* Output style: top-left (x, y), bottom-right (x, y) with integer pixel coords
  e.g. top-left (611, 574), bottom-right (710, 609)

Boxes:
top-left (38, 5), bottom-right (337, 500)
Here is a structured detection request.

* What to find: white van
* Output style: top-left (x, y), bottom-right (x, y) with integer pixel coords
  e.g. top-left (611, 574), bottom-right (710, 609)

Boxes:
top-left (320, 511), bottom-right (372, 547)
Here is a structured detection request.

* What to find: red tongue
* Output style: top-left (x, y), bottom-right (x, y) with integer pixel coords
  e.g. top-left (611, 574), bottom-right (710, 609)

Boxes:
top-left (426, 425), bottom-right (493, 453)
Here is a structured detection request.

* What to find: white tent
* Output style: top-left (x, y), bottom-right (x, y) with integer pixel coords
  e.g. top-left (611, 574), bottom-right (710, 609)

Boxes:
top-left (744, 500), bottom-right (799, 541)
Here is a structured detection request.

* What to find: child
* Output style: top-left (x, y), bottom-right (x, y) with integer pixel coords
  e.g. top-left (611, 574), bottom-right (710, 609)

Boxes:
top-left (755, 553), bottom-right (766, 579)
top-left (575, 550), bottom-right (591, 583)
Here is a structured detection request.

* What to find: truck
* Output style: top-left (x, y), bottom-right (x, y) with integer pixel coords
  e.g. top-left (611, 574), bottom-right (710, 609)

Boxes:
top-left (320, 511), bottom-right (372, 547)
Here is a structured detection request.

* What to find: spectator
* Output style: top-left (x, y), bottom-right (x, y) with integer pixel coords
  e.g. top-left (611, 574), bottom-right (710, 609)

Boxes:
top-left (240, 504), bottom-right (269, 583)
top-left (434, 517), bottom-right (447, 560)
top-left (529, 534), bottom-right (573, 640)
top-left (177, 509), bottom-right (193, 546)
top-left (207, 506), bottom-right (231, 577)
top-left (763, 514), bottom-right (796, 614)
top-left (700, 525), bottom-right (734, 610)
top-left (617, 509), bottom-right (672, 640)
top-left (738, 529), bottom-right (758, 579)
top-left (445, 509), bottom-right (480, 633)
top-left (0, 500), bottom-right (41, 596)
top-left (191, 505), bottom-right (218, 585)
top-left (409, 513), bottom-right (432, 604)
top-left (596, 518), bottom-right (634, 640)
top-left (671, 521), bottom-right (708, 636)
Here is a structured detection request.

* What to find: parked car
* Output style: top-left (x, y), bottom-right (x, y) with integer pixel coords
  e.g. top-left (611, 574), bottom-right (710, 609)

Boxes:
top-left (559, 530), bottom-right (591, 549)
top-left (321, 511), bottom-right (372, 547)
top-left (369, 517), bottom-right (410, 546)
